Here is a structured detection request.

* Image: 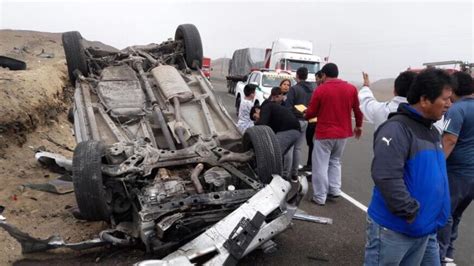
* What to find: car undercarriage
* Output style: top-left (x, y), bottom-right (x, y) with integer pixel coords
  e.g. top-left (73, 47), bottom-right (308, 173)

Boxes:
top-left (0, 24), bottom-right (312, 264)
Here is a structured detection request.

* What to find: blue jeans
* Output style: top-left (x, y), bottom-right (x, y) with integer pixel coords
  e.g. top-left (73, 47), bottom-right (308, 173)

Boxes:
top-left (284, 120), bottom-right (308, 177)
top-left (364, 217), bottom-right (440, 266)
top-left (276, 129), bottom-right (302, 179)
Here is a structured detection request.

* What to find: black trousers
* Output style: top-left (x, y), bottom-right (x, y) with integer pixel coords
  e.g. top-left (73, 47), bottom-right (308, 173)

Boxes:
top-left (306, 122), bottom-right (316, 166)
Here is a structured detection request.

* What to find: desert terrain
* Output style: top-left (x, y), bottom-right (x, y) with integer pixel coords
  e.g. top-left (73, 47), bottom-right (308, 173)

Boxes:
top-left (0, 30), bottom-right (122, 265)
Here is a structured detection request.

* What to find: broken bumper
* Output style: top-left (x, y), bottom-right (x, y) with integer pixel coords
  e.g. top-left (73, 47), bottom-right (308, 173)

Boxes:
top-left (136, 174), bottom-right (308, 265)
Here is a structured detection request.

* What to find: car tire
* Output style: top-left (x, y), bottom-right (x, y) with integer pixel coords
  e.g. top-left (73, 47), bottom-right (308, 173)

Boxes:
top-left (62, 31), bottom-right (88, 84)
top-left (0, 56), bottom-right (26, 70)
top-left (243, 126), bottom-right (283, 184)
top-left (235, 94), bottom-right (241, 114)
top-left (175, 24), bottom-right (203, 70)
top-left (72, 140), bottom-right (111, 221)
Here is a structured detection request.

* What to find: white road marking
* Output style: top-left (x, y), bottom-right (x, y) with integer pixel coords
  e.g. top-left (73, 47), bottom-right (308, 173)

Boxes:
top-left (341, 191), bottom-right (368, 212)
top-left (305, 173), bottom-right (369, 212)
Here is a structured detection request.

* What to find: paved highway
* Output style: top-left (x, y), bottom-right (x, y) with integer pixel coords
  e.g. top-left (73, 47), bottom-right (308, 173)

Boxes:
top-left (210, 77), bottom-right (473, 265)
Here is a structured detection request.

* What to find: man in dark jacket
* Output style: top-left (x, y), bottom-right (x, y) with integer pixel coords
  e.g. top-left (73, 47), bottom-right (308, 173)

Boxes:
top-left (250, 87), bottom-right (301, 180)
top-left (303, 70), bottom-right (323, 172)
top-left (284, 67), bottom-right (314, 180)
top-left (364, 69), bottom-right (453, 265)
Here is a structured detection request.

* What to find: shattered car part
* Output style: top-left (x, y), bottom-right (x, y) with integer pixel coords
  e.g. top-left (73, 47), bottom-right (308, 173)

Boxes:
top-left (137, 175), bottom-right (308, 265)
top-left (0, 221), bottom-right (107, 253)
top-left (293, 209), bottom-right (333, 225)
top-left (0, 24), bottom-right (312, 262)
top-left (24, 175), bottom-right (74, 194)
top-left (35, 151), bottom-right (73, 173)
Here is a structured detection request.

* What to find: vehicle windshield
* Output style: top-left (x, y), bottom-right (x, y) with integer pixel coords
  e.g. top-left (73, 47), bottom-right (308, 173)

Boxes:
top-left (286, 60), bottom-right (320, 73)
top-left (261, 74), bottom-right (296, 88)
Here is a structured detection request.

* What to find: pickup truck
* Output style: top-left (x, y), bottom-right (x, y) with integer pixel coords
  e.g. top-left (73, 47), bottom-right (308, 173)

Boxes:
top-left (234, 69), bottom-right (295, 112)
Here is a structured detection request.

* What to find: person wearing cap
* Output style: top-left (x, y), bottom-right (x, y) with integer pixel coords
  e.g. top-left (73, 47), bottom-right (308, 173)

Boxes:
top-left (305, 63), bottom-right (363, 205)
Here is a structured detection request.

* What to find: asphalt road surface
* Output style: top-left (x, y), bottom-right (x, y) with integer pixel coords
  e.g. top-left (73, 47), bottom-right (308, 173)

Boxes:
top-left (209, 77), bottom-right (473, 265)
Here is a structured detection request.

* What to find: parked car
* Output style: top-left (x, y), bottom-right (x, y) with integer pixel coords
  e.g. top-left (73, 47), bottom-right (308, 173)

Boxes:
top-left (234, 69), bottom-right (295, 111)
top-left (0, 24), bottom-right (308, 264)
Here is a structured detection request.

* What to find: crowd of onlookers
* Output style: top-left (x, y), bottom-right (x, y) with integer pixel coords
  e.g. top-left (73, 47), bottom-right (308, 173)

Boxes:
top-left (235, 63), bottom-right (473, 266)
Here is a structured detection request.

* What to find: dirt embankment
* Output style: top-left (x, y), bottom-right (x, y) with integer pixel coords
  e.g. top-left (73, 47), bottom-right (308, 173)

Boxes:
top-left (0, 30), bottom-right (107, 265)
top-left (0, 30), bottom-right (74, 151)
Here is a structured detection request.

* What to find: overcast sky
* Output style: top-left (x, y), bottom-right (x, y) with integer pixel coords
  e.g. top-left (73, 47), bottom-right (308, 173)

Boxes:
top-left (1, 0), bottom-right (472, 81)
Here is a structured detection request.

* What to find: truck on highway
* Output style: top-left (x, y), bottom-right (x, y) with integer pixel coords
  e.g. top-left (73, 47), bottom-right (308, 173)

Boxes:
top-left (226, 48), bottom-right (266, 94)
top-left (264, 38), bottom-right (322, 87)
top-left (202, 57), bottom-right (211, 80)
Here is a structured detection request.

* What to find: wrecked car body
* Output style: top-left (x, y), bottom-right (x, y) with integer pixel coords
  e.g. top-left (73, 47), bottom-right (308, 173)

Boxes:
top-left (1, 24), bottom-right (309, 263)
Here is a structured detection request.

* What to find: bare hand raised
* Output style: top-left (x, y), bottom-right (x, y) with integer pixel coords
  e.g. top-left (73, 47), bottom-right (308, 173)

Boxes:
top-left (362, 72), bottom-right (370, 87)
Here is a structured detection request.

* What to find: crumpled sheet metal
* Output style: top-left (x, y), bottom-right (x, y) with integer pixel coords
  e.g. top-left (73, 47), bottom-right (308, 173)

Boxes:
top-left (137, 175), bottom-right (306, 265)
top-left (24, 175), bottom-right (74, 194)
top-left (0, 221), bottom-right (106, 253)
top-left (35, 151), bottom-right (73, 173)
top-left (293, 209), bottom-right (333, 224)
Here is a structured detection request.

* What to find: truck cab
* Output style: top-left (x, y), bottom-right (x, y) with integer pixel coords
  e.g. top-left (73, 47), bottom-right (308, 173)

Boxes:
top-left (265, 39), bottom-right (322, 87)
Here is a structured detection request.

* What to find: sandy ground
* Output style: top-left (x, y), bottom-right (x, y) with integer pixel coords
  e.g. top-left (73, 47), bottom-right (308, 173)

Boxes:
top-left (0, 30), bottom-right (110, 265)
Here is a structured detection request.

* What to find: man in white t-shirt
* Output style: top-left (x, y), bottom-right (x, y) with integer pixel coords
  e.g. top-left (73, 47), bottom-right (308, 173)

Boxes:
top-left (358, 71), bottom-right (444, 133)
top-left (237, 84), bottom-right (257, 134)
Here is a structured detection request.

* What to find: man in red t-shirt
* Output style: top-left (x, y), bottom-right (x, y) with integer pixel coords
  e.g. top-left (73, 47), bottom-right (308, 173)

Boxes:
top-left (305, 63), bottom-right (363, 205)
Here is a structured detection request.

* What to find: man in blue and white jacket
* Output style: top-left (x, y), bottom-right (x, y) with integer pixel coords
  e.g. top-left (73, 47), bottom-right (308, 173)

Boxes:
top-left (364, 69), bottom-right (454, 266)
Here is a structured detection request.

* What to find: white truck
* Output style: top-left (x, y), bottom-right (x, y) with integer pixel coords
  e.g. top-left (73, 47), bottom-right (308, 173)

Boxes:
top-left (264, 39), bottom-right (322, 86)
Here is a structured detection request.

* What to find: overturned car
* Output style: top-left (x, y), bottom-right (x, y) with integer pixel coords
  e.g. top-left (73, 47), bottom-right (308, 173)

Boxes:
top-left (1, 24), bottom-right (308, 264)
